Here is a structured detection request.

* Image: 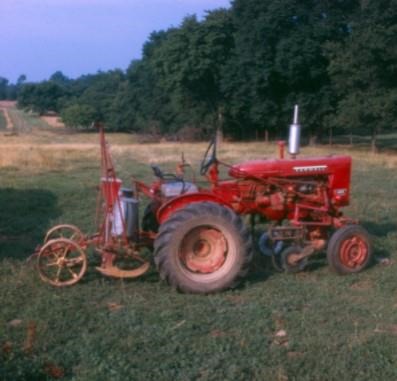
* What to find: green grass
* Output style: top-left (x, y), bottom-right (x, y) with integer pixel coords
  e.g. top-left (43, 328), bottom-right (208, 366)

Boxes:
top-left (1, 111), bottom-right (397, 380)
top-left (1, 152), bottom-right (397, 381)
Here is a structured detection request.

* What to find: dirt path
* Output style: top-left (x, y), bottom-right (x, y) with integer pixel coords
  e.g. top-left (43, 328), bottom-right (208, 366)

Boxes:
top-left (0, 101), bottom-right (16, 130)
top-left (1, 108), bottom-right (14, 130)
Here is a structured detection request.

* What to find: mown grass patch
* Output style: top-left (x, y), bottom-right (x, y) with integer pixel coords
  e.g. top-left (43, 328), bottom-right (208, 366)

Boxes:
top-left (8, 109), bottom-right (56, 134)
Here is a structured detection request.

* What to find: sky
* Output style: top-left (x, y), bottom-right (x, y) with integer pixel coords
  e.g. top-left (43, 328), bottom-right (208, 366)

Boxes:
top-left (0, 0), bottom-right (231, 83)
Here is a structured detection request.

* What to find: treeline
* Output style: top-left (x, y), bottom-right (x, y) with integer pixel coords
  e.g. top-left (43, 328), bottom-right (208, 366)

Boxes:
top-left (4, 0), bottom-right (397, 145)
top-left (0, 75), bottom-right (27, 100)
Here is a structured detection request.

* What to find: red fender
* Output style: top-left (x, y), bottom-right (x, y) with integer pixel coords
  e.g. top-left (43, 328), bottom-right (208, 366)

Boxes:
top-left (157, 192), bottom-right (232, 224)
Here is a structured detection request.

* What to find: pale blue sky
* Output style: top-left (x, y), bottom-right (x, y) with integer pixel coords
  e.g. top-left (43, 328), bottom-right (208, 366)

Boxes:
top-left (0, 0), bottom-right (231, 83)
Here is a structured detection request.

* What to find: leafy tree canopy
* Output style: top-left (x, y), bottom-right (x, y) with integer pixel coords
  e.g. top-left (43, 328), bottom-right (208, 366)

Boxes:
top-left (14, 0), bottom-right (397, 144)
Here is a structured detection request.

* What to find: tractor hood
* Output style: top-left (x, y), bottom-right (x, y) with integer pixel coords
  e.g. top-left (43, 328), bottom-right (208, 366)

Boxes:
top-left (229, 155), bottom-right (352, 180)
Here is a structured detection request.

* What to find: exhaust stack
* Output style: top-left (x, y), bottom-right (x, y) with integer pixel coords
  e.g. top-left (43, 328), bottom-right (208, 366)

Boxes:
top-left (288, 104), bottom-right (301, 157)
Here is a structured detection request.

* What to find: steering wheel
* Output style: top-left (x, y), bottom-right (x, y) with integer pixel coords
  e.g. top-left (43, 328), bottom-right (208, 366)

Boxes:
top-left (200, 136), bottom-right (217, 176)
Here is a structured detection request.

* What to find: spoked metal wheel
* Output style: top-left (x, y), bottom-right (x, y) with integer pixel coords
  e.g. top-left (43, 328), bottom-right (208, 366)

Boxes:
top-left (37, 238), bottom-right (87, 287)
top-left (44, 224), bottom-right (84, 244)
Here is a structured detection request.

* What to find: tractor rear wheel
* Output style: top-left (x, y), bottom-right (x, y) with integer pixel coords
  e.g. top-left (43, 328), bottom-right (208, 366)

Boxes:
top-left (154, 202), bottom-right (252, 293)
top-left (327, 225), bottom-right (372, 274)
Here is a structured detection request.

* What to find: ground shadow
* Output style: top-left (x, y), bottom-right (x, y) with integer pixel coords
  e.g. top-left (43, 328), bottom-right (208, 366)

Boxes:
top-left (361, 220), bottom-right (397, 260)
top-left (361, 220), bottom-right (397, 238)
top-left (0, 188), bottom-right (61, 260)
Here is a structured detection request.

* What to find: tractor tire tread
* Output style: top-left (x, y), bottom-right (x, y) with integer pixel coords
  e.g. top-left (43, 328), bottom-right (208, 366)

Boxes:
top-left (154, 202), bottom-right (253, 293)
top-left (327, 224), bottom-right (372, 275)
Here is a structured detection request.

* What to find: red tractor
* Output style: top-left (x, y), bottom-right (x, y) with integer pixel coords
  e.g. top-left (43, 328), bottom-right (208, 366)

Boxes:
top-left (36, 106), bottom-right (372, 293)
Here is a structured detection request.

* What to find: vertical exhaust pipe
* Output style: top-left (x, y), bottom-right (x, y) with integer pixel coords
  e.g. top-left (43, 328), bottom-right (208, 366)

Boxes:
top-left (288, 104), bottom-right (301, 158)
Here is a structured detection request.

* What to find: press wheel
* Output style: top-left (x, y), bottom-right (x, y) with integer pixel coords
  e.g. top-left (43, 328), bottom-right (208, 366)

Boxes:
top-left (37, 238), bottom-right (87, 287)
top-left (44, 224), bottom-right (84, 244)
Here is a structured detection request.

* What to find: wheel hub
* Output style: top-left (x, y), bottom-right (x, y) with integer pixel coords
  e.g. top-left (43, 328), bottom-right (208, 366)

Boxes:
top-left (193, 240), bottom-right (211, 257)
top-left (180, 227), bottom-right (227, 274)
top-left (340, 236), bottom-right (368, 268)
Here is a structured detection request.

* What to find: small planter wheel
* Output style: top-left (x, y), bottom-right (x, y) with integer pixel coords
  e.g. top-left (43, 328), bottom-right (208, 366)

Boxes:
top-left (44, 224), bottom-right (84, 244)
top-left (38, 238), bottom-right (87, 287)
top-left (327, 224), bottom-right (372, 274)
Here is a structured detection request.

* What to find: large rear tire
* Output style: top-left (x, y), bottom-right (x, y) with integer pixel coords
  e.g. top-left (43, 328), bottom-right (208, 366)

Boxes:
top-left (154, 202), bottom-right (252, 293)
top-left (327, 225), bottom-right (372, 274)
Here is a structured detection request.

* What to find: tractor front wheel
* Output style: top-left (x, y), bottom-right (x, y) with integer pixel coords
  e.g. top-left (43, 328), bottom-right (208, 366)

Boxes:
top-left (154, 202), bottom-right (252, 293)
top-left (327, 225), bottom-right (372, 274)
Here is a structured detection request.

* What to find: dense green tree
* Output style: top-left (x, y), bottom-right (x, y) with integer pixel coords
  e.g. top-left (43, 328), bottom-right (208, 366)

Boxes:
top-left (50, 71), bottom-right (70, 87)
top-left (13, 0), bottom-right (397, 147)
top-left (327, 0), bottom-right (397, 151)
top-left (108, 32), bottom-right (177, 133)
top-left (17, 83), bottom-right (36, 108)
top-left (109, 60), bottom-right (164, 132)
top-left (18, 81), bottom-right (65, 114)
top-left (0, 77), bottom-right (9, 99)
top-left (223, 0), bottom-right (359, 140)
top-left (60, 104), bottom-right (97, 128)
top-left (76, 70), bottom-right (124, 122)
top-left (147, 10), bottom-right (234, 134)
top-left (0, 75), bottom-right (27, 100)
top-left (17, 74), bottom-right (27, 86)
top-left (17, 70), bottom-right (124, 127)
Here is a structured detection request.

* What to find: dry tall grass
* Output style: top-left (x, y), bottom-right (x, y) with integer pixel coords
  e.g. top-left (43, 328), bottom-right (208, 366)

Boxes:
top-left (0, 144), bottom-right (97, 170)
top-left (0, 105), bottom-right (396, 171)
top-left (1, 138), bottom-right (396, 173)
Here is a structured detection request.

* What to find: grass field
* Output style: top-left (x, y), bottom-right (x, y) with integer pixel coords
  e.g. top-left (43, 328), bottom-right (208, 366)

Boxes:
top-left (1, 108), bottom-right (397, 380)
